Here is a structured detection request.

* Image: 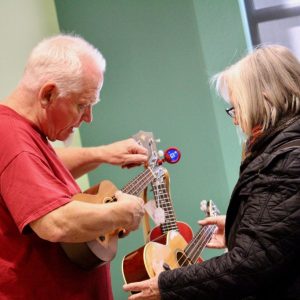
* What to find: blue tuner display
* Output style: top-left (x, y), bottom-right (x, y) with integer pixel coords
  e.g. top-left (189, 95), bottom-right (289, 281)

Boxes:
top-left (164, 147), bottom-right (181, 164)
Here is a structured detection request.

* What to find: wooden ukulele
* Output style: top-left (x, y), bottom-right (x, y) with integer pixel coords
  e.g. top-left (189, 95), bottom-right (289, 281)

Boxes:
top-left (132, 131), bottom-right (193, 243)
top-left (61, 144), bottom-right (165, 269)
top-left (122, 200), bottom-right (220, 284)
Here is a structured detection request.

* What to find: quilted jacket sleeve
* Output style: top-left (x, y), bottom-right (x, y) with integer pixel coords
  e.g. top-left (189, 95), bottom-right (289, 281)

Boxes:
top-left (158, 149), bottom-right (300, 299)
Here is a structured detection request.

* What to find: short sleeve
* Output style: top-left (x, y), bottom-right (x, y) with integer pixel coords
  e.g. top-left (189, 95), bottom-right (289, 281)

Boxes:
top-left (1, 152), bottom-right (74, 233)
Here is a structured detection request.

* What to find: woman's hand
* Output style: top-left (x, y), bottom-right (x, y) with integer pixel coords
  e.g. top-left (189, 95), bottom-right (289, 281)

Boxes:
top-left (198, 215), bottom-right (226, 249)
top-left (123, 260), bottom-right (163, 299)
top-left (123, 276), bottom-right (161, 300)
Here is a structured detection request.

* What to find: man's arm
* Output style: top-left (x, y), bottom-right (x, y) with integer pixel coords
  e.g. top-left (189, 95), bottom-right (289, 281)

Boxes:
top-left (55, 138), bottom-right (148, 178)
top-left (30, 191), bottom-right (145, 243)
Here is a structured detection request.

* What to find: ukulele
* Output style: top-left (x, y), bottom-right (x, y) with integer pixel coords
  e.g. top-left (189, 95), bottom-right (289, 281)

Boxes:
top-left (61, 144), bottom-right (165, 270)
top-left (132, 131), bottom-right (193, 243)
top-left (122, 200), bottom-right (220, 284)
top-left (149, 172), bottom-right (193, 242)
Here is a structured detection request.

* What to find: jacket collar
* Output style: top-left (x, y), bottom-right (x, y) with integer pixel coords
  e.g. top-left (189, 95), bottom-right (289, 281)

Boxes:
top-left (225, 116), bottom-right (300, 243)
top-left (241, 116), bottom-right (300, 173)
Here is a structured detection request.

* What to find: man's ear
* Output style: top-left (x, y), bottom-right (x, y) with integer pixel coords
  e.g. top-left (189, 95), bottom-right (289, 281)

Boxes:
top-left (39, 83), bottom-right (56, 108)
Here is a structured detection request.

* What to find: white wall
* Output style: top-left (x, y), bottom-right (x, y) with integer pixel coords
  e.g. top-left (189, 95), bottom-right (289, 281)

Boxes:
top-left (0, 0), bottom-right (59, 98)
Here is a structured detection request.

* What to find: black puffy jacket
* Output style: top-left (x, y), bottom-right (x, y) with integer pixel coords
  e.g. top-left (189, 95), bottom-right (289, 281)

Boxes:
top-left (158, 118), bottom-right (300, 300)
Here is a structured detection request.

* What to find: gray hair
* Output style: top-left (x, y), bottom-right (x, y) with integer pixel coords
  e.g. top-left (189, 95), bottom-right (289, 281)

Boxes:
top-left (20, 34), bottom-right (106, 97)
top-left (212, 45), bottom-right (300, 136)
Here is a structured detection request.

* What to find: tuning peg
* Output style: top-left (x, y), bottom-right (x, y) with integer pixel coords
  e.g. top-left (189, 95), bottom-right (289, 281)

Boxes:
top-left (200, 200), bottom-right (208, 212)
top-left (158, 150), bottom-right (164, 158)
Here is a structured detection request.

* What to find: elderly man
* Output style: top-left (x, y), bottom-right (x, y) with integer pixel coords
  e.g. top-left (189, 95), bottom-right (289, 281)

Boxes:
top-left (0, 34), bottom-right (147, 299)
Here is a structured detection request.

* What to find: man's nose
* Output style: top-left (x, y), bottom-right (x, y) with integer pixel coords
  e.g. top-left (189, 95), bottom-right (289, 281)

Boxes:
top-left (82, 105), bottom-right (93, 123)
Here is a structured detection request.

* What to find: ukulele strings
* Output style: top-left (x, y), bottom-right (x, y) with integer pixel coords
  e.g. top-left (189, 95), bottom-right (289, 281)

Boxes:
top-left (122, 168), bottom-right (155, 195)
top-left (178, 225), bottom-right (215, 266)
top-left (152, 181), bottom-right (177, 231)
top-left (178, 225), bottom-right (216, 266)
top-left (187, 225), bottom-right (216, 264)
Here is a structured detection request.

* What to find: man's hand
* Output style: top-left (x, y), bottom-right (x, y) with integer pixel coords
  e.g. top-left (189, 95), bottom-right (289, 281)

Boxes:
top-left (198, 215), bottom-right (226, 249)
top-left (114, 191), bottom-right (145, 233)
top-left (101, 138), bottom-right (148, 168)
top-left (55, 138), bottom-right (148, 178)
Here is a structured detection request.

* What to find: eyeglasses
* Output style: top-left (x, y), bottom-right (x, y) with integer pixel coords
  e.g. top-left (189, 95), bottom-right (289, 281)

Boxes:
top-left (225, 107), bottom-right (235, 118)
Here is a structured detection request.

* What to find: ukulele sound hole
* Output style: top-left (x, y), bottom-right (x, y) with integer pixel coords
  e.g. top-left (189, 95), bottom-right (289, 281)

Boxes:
top-left (176, 251), bottom-right (191, 267)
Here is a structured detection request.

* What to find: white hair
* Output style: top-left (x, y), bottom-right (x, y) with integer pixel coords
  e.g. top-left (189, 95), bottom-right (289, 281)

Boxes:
top-left (19, 34), bottom-right (106, 97)
top-left (211, 45), bottom-right (300, 136)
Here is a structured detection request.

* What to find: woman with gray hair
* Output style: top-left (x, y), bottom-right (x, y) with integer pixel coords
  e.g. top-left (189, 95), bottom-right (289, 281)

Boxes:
top-left (124, 45), bottom-right (300, 299)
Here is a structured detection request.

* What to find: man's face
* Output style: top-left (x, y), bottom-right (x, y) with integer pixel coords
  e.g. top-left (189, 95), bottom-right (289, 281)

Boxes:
top-left (44, 70), bottom-right (103, 142)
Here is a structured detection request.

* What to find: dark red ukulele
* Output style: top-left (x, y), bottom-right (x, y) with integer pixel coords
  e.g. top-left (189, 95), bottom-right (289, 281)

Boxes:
top-left (122, 200), bottom-right (220, 284)
top-left (149, 170), bottom-right (193, 242)
top-left (122, 132), bottom-right (196, 284)
top-left (133, 131), bottom-right (193, 243)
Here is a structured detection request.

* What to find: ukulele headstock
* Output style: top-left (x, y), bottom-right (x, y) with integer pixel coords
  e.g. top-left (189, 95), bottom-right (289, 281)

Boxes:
top-left (200, 200), bottom-right (220, 217)
top-left (133, 131), bottom-right (158, 167)
top-left (132, 130), bottom-right (165, 180)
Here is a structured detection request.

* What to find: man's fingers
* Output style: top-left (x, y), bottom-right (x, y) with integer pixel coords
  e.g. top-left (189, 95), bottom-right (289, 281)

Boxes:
top-left (122, 163), bottom-right (139, 169)
top-left (122, 154), bottom-right (149, 167)
top-left (135, 144), bottom-right (148, 155)
top-left (114, 190), bottom-right (122, 199)
top-left (129, 138), bottom-right (148, 154)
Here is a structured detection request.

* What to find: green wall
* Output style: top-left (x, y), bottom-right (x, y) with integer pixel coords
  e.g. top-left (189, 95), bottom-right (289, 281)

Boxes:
top-left (55, 1), bottom-right (246, 299)
top-left (193, 0), bottom-right (246, 191)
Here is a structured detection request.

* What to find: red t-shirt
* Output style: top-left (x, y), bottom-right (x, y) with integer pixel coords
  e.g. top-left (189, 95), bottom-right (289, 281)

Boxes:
top-left (0, 105), bottom-right (113, 299)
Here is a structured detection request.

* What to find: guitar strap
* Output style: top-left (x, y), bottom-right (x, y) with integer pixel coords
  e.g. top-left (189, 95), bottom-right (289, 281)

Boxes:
top-left (142, 186), bottom-right (152, 243)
